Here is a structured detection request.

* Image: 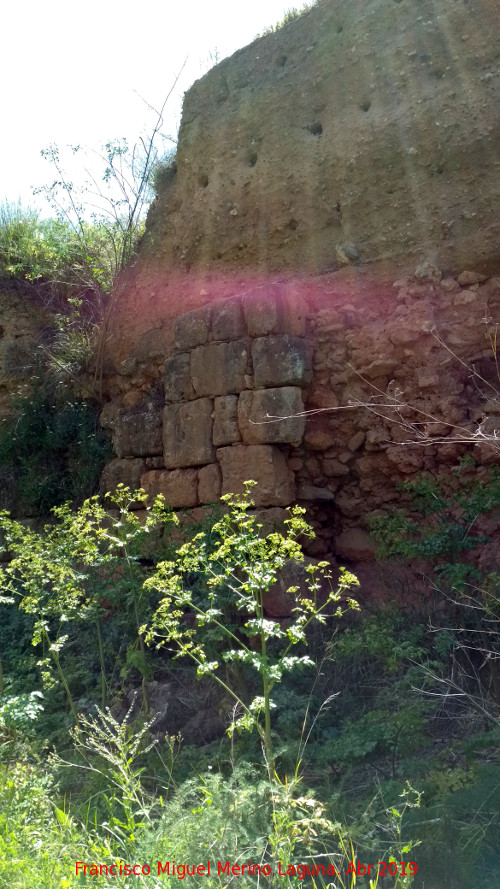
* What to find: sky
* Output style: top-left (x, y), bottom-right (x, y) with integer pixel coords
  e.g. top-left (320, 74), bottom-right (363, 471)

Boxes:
top-left (1, 0), bottom-right (308, 213)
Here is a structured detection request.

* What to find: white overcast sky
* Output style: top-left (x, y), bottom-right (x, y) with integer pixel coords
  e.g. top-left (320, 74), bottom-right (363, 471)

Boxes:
top-left (1, 0), bottom-right (308, 210)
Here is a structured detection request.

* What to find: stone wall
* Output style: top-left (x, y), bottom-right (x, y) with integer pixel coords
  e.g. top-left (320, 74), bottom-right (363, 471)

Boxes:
top-left (102, 286), bottom-right (312, 509)
top-left (98, 0), bottom-right (500, 569)
top-left (101, 267), bottom-right (500, 560)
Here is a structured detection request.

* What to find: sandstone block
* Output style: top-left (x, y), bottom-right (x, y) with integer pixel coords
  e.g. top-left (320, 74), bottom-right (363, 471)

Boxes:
top-left (100, 458), bottom-right (147, 494)
top-left (133, 327), bottom-right (172, 361)
top-left (238, 387), bottom-right (305, 445)
top-left (191, 340), bottom-right (249, 397)
top-left (243, 288), bottom-right (281, 336)
top-left (112, 404), bottom-right (163, 457)
top-left (217, 444), bottom-right (295, 506)
top-left (335, 528), bottom-right (377, 562)
top-left (213, 395), bottom-right (241, 446)
top-left (252, 335), bottom-right (311, 388)
top-left (163, 398), bottom-right (215, 468)
top-left (174, 306), bottom-right (211, 350)
top-left (141, 469), bottom-right (199, 508)
top-left (322, 458), bottom-right (350, 477)
top-left (198, 463), bottom-right (222, 503)
top-left (296, 483), bottom-right (335, 501)
top-left (210, 298), bottom-right (245, 341)
top-left (164, 352), bottom-right (194, 402)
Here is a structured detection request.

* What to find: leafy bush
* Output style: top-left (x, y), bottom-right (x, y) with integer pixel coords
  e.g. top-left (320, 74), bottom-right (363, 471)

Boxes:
top-left (150, 151), bottom-right (177, 196)
top-left (0, 486), bottom-right (177, 719)
top-left (370, 463), bottom-right (500, 721)
top-left (146, 483), bottom-right (359, 766)
top-left (0, 390), bottom-right (112, 516)
top-left (0, 201), bottom-right (114, 296)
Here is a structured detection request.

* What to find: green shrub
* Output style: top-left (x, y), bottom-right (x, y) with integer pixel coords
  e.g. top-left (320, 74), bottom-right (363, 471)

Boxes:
top-left (150, 152), bottom-right (177, 195)
top-left (0, 202), bottom-right (115, 295)
top-left (0, 390), bottom-right (112, 516)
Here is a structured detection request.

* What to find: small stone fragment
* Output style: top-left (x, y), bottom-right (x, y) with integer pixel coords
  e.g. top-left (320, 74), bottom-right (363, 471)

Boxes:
top-left (347, 430), bottom-right (365, 452)
top-left (457, 270), bottom-right (487, 286)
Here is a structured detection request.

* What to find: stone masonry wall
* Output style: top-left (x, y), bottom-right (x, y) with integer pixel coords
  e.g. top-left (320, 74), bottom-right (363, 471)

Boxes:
top-left (102, 287), bottom-right (312, 510)
top-left (98, 0), bottom-right (500, 571)
top-left (100, 267), bottom-right (500, 562)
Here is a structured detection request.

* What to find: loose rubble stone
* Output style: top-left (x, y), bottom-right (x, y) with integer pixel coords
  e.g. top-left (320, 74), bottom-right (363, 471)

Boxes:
top-left (191, 340), bottom-right (249, 397)
top-left (163, 398), bottom-right (215, 468)
top-left (440, 278), bottom-right (460, 292)
top-left (358, 358), bottom-right (398, 380)
top-left (348, 431), bottom-right (365, 452)
top-left (322, 458), bottom-right (350, 477)
top-left (145, 456), bottom-right (164, 470)
top-left (458, 270), bottom-right (487, 286)
top-left (385, 446), bottom-right (424, 474)
top-left (304, 427), bottom-right (338, 450)
top-left (217, 444), bottom-right (295, 506)
top-left (453, 290), bottom-right (477, 306)
top-left (238, 387), bottom-right (305, 445)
